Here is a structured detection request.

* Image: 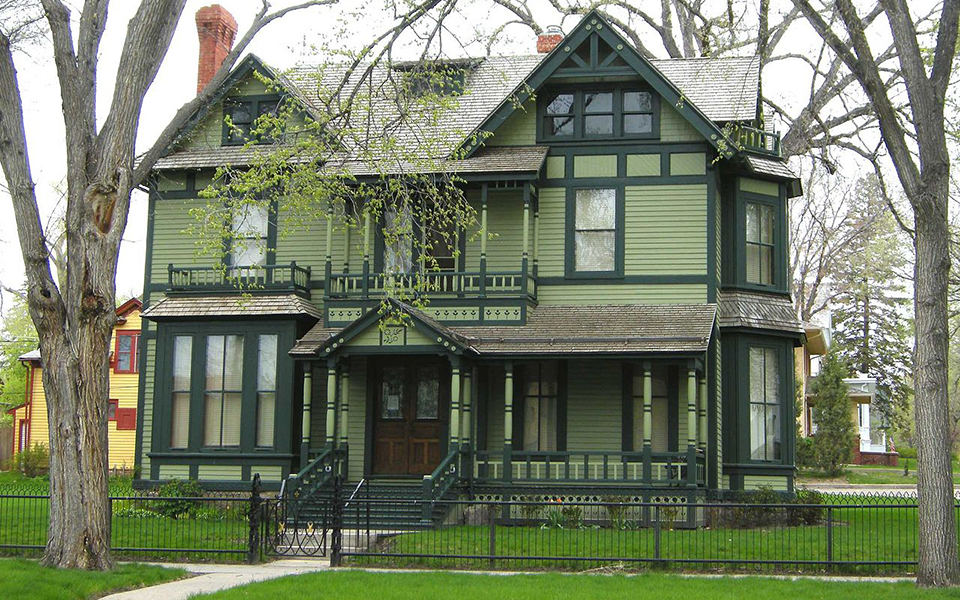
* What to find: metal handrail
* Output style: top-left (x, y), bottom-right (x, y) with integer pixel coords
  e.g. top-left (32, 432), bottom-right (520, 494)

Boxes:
top-left (344, 478), bottom-right (366, 509)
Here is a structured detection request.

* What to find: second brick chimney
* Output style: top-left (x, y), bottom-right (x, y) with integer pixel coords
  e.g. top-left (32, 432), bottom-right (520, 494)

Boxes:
top-left (537, 25), bottom-right (564, 54)
top-left (196, 4), bottom-right (238, 94)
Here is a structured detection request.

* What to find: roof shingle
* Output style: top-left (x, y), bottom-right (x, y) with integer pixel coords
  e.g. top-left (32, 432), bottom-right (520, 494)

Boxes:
top-left (717, 290), bottom-right (802, 333)
top-left (143, 294), bottom-right (322, 320)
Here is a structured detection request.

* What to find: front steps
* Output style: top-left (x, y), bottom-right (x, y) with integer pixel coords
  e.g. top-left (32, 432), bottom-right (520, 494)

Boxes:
top-left (293, 479), bottom-right (455, 531)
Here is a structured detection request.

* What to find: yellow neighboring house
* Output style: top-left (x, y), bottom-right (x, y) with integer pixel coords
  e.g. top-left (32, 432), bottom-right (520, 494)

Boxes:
top-left (9, 298), bottom-right (142, 472)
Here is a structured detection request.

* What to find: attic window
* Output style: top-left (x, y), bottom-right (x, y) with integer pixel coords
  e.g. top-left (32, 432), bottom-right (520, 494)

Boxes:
top-left (394, 60), bottom-right (476, 98)
top-left (222, 95), bottom-right (280, 145)
top-left (539, 86), bottom-right (658, 141)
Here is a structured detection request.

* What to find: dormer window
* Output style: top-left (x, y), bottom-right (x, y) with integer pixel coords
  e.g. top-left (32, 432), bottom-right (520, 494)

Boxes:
top-left (222, 96), bottom-right (280, 145)
top-left (539, 86), bottom-right (658, 141)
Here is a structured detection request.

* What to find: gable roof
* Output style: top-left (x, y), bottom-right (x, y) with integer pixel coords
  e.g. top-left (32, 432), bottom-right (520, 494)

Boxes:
top-left (153, 11), bottom-right (783, 178)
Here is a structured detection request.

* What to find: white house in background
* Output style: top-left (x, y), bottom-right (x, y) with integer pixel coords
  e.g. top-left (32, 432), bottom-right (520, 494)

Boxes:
top-left (797, 324), bottom-right (896, 466)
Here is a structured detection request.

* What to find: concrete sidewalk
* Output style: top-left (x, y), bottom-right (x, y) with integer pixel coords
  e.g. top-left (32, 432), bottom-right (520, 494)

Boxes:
top-left (103, 558), bottom-right (329, 599)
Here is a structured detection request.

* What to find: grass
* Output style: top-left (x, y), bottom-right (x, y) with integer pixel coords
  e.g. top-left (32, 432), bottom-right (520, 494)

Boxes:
top-left (0, 491), bottom-right (250, 562)
top-left (346, 502), bottom-right (924, 575)
top-left (796, 464), bottom-right (960, 486)
top-left (0, 558), bottom-right (184, 600)
top-left (192, 570), bottom-right (960, 600)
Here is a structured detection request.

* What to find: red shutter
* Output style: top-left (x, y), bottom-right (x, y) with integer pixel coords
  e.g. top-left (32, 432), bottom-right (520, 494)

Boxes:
top-left (116, 408), bottom-right (137, 430)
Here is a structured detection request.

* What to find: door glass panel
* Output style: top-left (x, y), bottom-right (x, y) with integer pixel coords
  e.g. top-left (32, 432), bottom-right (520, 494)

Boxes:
top-left (416, 366), bottom-right (440, 419)
top-left (381, 366), bottom-right (405, 419)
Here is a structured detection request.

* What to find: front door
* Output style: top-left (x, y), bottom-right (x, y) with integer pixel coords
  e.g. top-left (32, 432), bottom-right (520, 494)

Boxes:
top-left (372, 359), bottom-right (446, 475)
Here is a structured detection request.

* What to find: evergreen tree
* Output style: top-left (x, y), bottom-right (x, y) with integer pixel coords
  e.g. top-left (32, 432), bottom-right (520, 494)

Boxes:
top-left (811, 351), bottom-right (857, 475)
top-left (831, 175), bottom-right (913, 435)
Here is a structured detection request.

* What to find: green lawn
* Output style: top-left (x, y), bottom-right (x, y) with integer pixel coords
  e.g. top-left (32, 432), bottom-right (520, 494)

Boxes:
top-left (0, 558), bottom-right (184, 600)
top-left (0, 493), bottom-right (249, 562)
top-left (347, 503), bottom-right (923, 575)
top-left (192, 570), bottom-right (960, 600)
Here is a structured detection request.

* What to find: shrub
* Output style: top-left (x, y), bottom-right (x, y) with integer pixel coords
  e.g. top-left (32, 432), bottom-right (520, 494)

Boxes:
top-left (13, 443), bottom-right (49, 477)
top-left (787, 489), bottom-right (825, 526)
top-left (601, 495), bottom-right (630, 529)
top-left (810, 351), bottom-right (856, 475)
top-left (727, 486), bottom-right (783, 528)
top-left (795, 436), bottom-right (816, 469)
top-left (152, 479), bottom-right (204, 519)
top-left (561, 505), bottom-right (583, 528)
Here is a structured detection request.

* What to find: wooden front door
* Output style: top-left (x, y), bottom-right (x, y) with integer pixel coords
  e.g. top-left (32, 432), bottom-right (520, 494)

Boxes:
top-left (372, 359), bottom-right (446, 476)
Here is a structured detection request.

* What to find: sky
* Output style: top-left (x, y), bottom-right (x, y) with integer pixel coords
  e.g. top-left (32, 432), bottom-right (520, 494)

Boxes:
top-left (0, 0), bottom-right (915, 323)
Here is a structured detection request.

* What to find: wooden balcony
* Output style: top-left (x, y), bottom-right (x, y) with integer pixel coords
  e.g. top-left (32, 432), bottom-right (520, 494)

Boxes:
top-left (732, 125), bottom-right (781, 157)
top-left (167, 262), bottom-right (311, 295)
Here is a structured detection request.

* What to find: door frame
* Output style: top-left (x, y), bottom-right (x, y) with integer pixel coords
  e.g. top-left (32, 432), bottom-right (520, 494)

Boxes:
top-left (364, 355), bottom-right (450, 478)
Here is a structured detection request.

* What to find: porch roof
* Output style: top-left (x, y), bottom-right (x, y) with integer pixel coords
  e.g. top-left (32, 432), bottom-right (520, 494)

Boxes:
top-left (292, 303), bottom-right (717, 358)
top-left (142, 293), bottom-right (322, 321)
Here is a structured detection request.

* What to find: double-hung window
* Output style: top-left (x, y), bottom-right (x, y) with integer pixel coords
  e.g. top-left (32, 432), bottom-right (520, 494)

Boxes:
top-left (256, 335), bottom-right (278, 448)
top-left (544, 93), bottom-right (575, 137)
top-left (114, 331), bottom-right (140, 373)
top-left (169, 336), bottom-right (193, 449)
top-left (541, 88), bottom-right (658, 140)
top-left (522, 362), bottom-right (558, 452)
top-left (746, 202), bottom-right (775, 285)
top-left (383, 204), bottom-right (413, 274)
top-left (623, 91), bottom-right (654, 134)
top-left (229, 203), bottom-right (270, 269)
top-left (573, 188), bottom-right (617, 273)
top-left (749, 347), bottom-right (781, 461)
top-left (203, 335), bottom-right (244, 448)
top-left (583, 91), bottom-right (613, 136)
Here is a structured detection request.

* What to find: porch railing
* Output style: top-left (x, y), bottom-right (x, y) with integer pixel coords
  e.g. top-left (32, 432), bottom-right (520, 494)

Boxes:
top-left (326, 270), bottom-right (535, 300)
top-left (283, 446), bottom-right (343, 517)
top-left (472, 450), bottom-right (706, 487)
top-left (421, 448), bottom-right (463, 523)
top-left (731, 125), bottom-right (781, 157)
top-left (167, 262), bottom-right (311, 294)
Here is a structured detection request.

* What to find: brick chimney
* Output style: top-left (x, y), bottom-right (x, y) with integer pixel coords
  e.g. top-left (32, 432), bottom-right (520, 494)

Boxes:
top-left (537, 25), bottom-right (563, 54)
top-left (196, 4), bottom-right (238, 93)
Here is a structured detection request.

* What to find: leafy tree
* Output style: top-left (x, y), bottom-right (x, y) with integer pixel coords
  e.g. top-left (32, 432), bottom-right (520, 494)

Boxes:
top-left (0, 292), bottom-right (36, 418)
top-left (831, 175), bottom-right (913, 433)
top-left (810, 351), bottom-right (857, 476)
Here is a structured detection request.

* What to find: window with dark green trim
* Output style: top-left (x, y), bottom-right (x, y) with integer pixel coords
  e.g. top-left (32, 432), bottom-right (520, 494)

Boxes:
top-left (539, 86), bottom-right (658, 141)
top-left (223, 96), bottom-right (280, 145)
top-left (573, 188), bottom-right (617, 273)
top-left (522, 362), bottom-right (558, 452)
top-left (169, 335), bottom-right (192, 449)
top-left (746, 202), bottom-right (775, 285)
top-left (203, 335), bottom-right (244, 448)
top-left (749, 346), bottom-right (781, 461)
top-left (256, 334), bottom-right (278, 448)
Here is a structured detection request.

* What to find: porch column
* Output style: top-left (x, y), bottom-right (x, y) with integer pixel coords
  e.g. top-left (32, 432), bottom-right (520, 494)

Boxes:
top-left (324, 203), bottom-right (334, 284)
top-left (686, 364), bottom-right (697, 487)
top-left (479, 183), bottom-right (488, 298)
top-left (522, 183), bottom-right (530, 296)
top-left (532, 202), bottom-right (540, 277)
top-left (503, 361), bottom-right (513, 483)
top-left (698, 375), bottom-right (707, 454)
top-left (642, 361), bottom-right (652, 483)
top-left (449, 357), bottom-right (462, 451)
top-left (362, 210), bottom-right (371, 297)
top-left (339, 364), bottom-right (350, 446)
top-left (461, 368), bottom-right (473, 446)
top-left (325, 359), bottom-right (338, 446)
top-left (342, 226), bottom-right (351, 273)
top-left (301, 364), bottom-right (313, 465)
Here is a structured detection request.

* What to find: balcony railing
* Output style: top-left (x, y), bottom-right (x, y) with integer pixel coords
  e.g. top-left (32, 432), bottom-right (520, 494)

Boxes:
top-left (326, 270), bottom-right (536, 300)
top-left (167, 262), bottom-right (311, 294)
top-left (472, 449), bottom-right (706, 487)
top-left (732, 125), bottom-right (781, 157)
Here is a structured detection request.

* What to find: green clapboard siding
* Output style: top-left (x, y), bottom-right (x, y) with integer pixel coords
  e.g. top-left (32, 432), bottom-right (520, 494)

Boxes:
top-left (251, 466), bottom-right (283, 481)
top-left (715, 339), bottom-right (723, 485)
top-left (626, 154), bottom-right (661, 177)
top-left (178, 102), bottom-right (226, 150)
top-left (158, 465), bottom-right (190, 480)
top-left (156, 172), bottom-right (187, 191)
top-left (140, 338), bottom-right (156, 475)
top-left (486, 99), bottom-right (535, 146)
top-left (464, 191), bottom-right (525, 272)
top-left (740, 177), bottom-right (779, 197)
top-left (536, 188), bottom-right (565, 277)
top-left (661, 102), bottom-right (702, 142)
top-left (151, 197), bottom-right (216, 281)
top-left (669, 153), bottom-right (706, 176)
top-left (624, 184), bottom-right (707, 275)
top-left (546, 156), bottom-right (565, 179)
top-left (198, 465), bottom-right (243, 481)
top-left (485, 368), bottom-right (506, 451)
top-left (537, 284), bottom-right (707, 305)
top-left (309, 367), bottom-right (329, 451)
top-left (274, 202), bottom-right (330, 273)
top-left (347, 358), bottom-right (368, 482)
top-left (574, 155), bottom-right (618, 178)
top-left (743, 475), bottom-right (788, 491)
top-left (566, 361), bottom-right (622, 452)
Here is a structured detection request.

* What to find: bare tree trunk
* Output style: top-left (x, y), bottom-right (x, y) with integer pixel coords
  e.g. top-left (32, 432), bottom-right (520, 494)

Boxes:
top-left (913, 177), bottom-right (960, 586)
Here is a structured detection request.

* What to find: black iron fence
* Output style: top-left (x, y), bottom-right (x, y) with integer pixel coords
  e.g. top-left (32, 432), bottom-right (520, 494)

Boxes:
top-left (332, 491), bottom-right (938, 574)
top-left (0, 483), bottom-right (258, 562)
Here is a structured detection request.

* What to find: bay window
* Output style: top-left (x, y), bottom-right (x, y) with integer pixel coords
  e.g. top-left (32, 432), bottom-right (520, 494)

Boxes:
top-left (169, 335), bottom-right (192, 449)
top-left (203, 335), bottom-right (244, 447)
top-left (746, 202), bottom-right (775, 285)
top-left (749, 346), bottom-right (781, 461)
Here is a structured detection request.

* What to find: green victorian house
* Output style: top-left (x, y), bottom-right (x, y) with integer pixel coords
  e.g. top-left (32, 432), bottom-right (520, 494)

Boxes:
top-left (134, 7), bottom-right (804, 515)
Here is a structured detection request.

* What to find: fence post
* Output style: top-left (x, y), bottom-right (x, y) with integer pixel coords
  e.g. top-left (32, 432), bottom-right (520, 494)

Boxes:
top-left (488, 502), bottom-right (496, 569)
top-left (330, 475), bottom-right (343, 567)
top-left (654, 504), bottom-right (662, 563)
top-left (826, 506), bottom-right (834, 567)
top-left (247, 474), bottom-right (262, 564)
